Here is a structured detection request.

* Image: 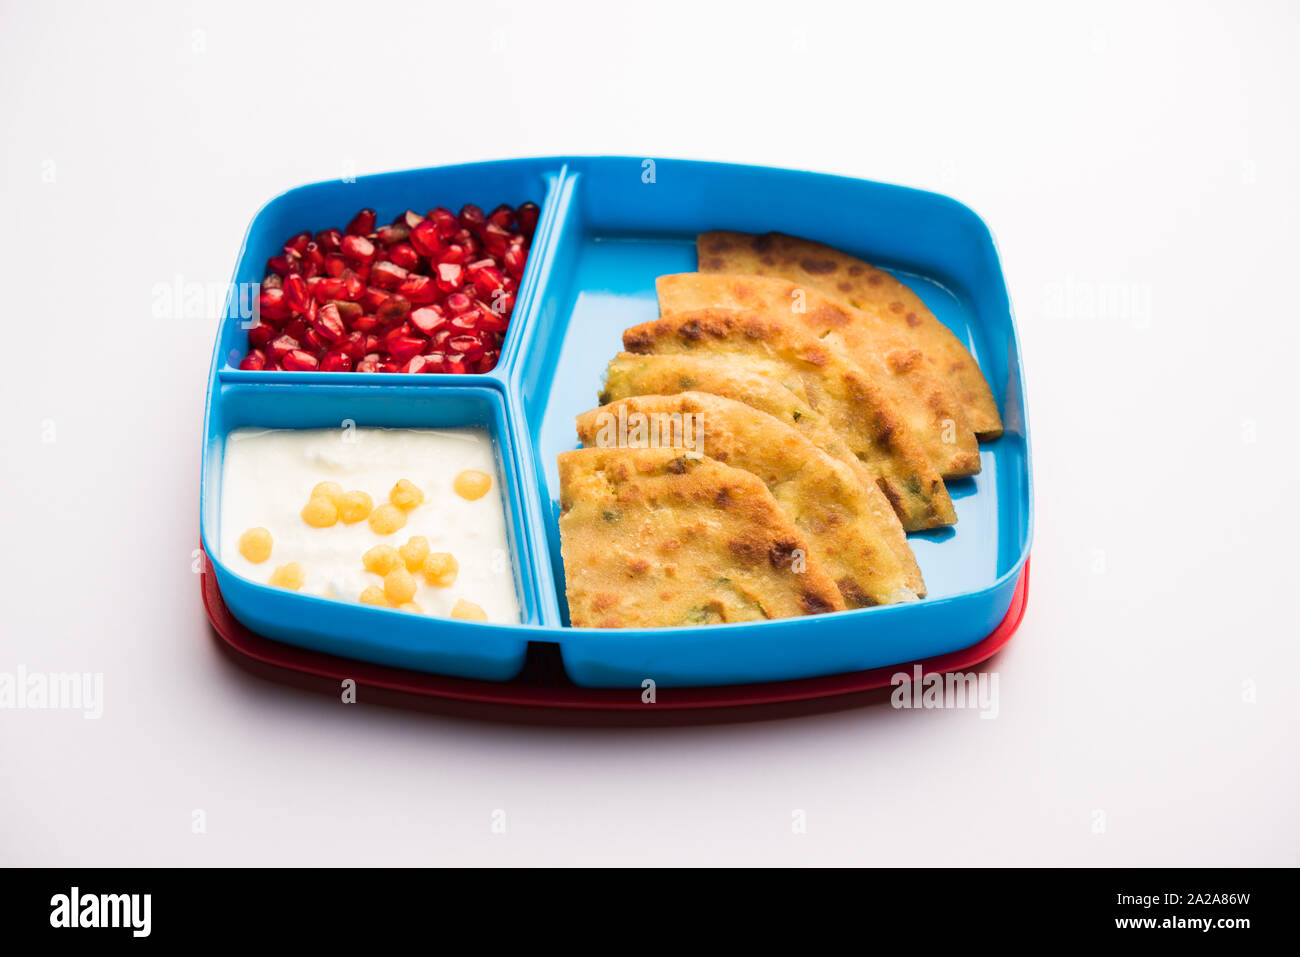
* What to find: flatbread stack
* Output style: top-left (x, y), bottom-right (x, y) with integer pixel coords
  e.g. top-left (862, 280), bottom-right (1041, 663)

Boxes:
top-left (557, 231), bottom-right (1002, 629)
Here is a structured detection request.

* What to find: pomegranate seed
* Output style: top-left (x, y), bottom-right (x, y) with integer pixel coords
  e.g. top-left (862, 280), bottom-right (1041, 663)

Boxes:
top-left (361, 286), bottom-right (390, 311)
top-left (356, 355), bottom-right (381, 373)
top-left (421, 351), bottom-right (447, 372)
top-left (262, 273), bottom-right (283, 290)
top-left (437, 244), bottom-right (467, 265)
top-left (341, 272), bottom-right (364, 301)
top-left (397, 274), bottom-right (437, 304)
top-left (285, 317), bottom-right (309, 342)
top-left (239, 349), bottom-right (266, 371)
top-left (314, 302), bottom-right (346, 342)
top-left (331, 300), bottom-right (363, 324)
top-left (248, 324), bottom-right (275, 349)
top-left (482, 223), bottom-right (512, 256)
top-left (320, 350), bottom-right (353, 372)
top-left (517, 202), bottom-right (540, 238)
top-left (315, 228), bottom-right (343, 252)
top-left (324, 253), bottom-right (348, 278)
top-left (503, 245), bottom-right (527, 279)
top-left (458, 204), bottom-right (486, 233)
top-left (284, 274), bottom-right (311, 314)
top-left (375, 223), bottom-right (409, 245)
top-left (459, 234), bottom-right (481, 258)
top-left (341, 234), bottom-right (376, 264)
top-left (473, 265), bottom-right (505, 297)
top-left (444, 292), bottom-right (472, 315)
top-left (385, 334), bottom-right (427, 362)
top-left (303, 328), bottom-right (329, 354)
top-left (282, 349), bottom-right (319, 371)
top-left (477, 307), bottom-right (509, 333)
top-left (409, 306), bottom-right (446, 335)
top-left (258, 287), bottom-right (291, 321)
top-left (266, 254), bottom-right (293, 276)
top-left (388, 242), bottom-right (420, 270)
top-left (479, 349), bottom-right (500, 371)
top-left (346, 208), bottom-right (376, 236)
top-left (434, 262), bottom-right (463, 293)
top-left (450, 333), bottom-right (485, 360)
top-left (429, 328), bottom-right (452, 350)
top-left (340, 331), bottom-right (367, 361)
top-left (492, 290), bottom-right (516, 316)
top-left (376, 295), bottom-right (411, 322)
top-left (370, 261), bottom-right (409, 290)
top-left (488, 204), bottom-right (516, 230)
top-left (314, 277), bottom-right (346, 302)
top-left (465, 258), bottom-right (494, 278)
top-left (409, 220), bottom-right (443, 259)
top-left (285, 231), bottom-right (311, 255)
top-left (399, 355), bottom-right (431, 374)
top-left (379, 358), bottom-right (400, 373)
top-left (445, 354), bottom-right (468, 374)
top-left (403, 210), bottom-right (425, 229)
top-left (302, 242), bottom-right (325, 272)
top-left (267, 335), bottom-right (299, 362)
top-left (426, 207), bottom-right (458, 238)
top-left (351, 314), bottom-right (381, 333)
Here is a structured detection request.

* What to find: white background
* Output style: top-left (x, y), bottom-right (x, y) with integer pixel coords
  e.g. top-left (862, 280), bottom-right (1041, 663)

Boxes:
top-left (2, 0), bottom-right (1297, 866)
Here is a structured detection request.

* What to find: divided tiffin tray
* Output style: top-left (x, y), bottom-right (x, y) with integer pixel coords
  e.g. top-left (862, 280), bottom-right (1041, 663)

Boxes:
top-left (200, 156), bottom-right (1033, 690)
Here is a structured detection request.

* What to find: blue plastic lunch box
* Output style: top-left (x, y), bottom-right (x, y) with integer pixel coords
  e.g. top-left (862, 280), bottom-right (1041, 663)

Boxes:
top-left (200, 157), bottom-right (1033, 688)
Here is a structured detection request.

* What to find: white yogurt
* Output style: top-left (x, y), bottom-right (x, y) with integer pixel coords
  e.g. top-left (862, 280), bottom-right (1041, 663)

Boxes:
top-left (220, 426), bottom-right (520, 624)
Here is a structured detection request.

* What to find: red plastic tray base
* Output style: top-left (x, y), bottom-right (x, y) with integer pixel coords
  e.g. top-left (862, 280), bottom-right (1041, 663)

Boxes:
top-left (202, 552), bottom-right (1029, 726)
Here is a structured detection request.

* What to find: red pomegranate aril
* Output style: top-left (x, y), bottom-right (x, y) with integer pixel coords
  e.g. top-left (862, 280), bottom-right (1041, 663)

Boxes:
top-left (458, 204), bottom-right (486, 233)
top-left (494, 290), bottom-right (516, 316)
top-left (285, 231), bottom-right (311, 255)
top-left (375, 223), bottom-right (409, 245)
top-left (351, 314), bottom-right (381, 334)
top-left (487, 204), bottom-right (516, 230)
top-left (450, 333), bottom-right (485, 360)
top-left (266, 254), bottom-right (294, 277)
top-left (370, 261), bottom-right (409, 290)
top-left (482, 222), bottom-right (512, 256)
top-left (346, 208), bottom-right (376, 236)
top-left (388, 242), bottom-right (420, 270)
top-left (282, 349), bottom-right (319, 371)
top-left (262, 273), bottom-right (283, 290)
top-left (315, 228), bottom-right (343, 252)
top-left (426, 207), bottom-right (457, 238)
top-left (517, 201), bottom-right (540, 238)
top-left (464, 258), bottom-right (494, 278)
top-left (449, 313), bottom-right (480, 334)
top-left (363, 334), bottom-right (382, 354)
top-left (445, 354), bottom-right (468, 374)
top-left (267, 335), bottom-right (299, 362)
top-left (409, 306), bottom-right (446, 335)
top-left (376, 295), bottom-right (411, 322)
top-left (284, 274), bottom-right (311, 314)
top-left (320, 350), bottom-right (353, 372)
top-left (421, 351), bottom-right (447, 372)
top-left (340, 234), bottom-right (376, 264)
top-left (331, 300), bottom-right (363, 324)
top-left (403, 209), bottom-right (426, 229)
top-left (434, 262), bottom-right (463, 293)
top-left (398, 355), bottom-right (431, 374)
top-left (379, 358), bottom-right (400, 373)
top-left (397, 275), bottom-right (437, 304)
top-left (248, 324), bottom-right (275, 350)
top-left (503, 244), bottom-right (527, 279)
top-left (476, 351), bottom-right (499, 373)
top-left (356, 354), bottom-right (381, 373)
top-left (302, 241), bottom-right (325, 271)
top-left (443, 292), bottom-right (472, 315)
top-left (285, 316), bottom-right (309, 342)
top-left (258, 287), bottom-right (291, 321)
top-left (459, 234), bottom-right (481, 259)
top-left (313, 277), bottom-right (346, 302)
top-left (324, 253), bottom-right (348, 278)
top-left (473, 264), bottom-right (505, 297)
top-left (303, 327), bottom-right (329, 354)
top-left (409, 220), bottom-right (443, 259)
top-left (477, 307), bottom-right (509, 333)
top-left (340, 331), bottom-right (367, 360)
top-left (361, 286), bottom-right (390, 311)
top-left (429, 328), bottom-right (452, 350)
top-left (433, 243), bottom-right (464, 265)
top-left (314, 302), bottom-right (346, 342)
top-left (239, 349), bottom-right (267, 371)
top-left (341, 272), bottom-right (364, 301)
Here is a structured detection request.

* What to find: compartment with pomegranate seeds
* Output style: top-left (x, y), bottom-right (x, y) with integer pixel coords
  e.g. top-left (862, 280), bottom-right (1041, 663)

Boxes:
top-left (219, 158), bottom-right (560, 382)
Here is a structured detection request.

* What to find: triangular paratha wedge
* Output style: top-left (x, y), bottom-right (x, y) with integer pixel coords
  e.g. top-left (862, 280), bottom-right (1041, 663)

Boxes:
top-left (697, 231), bottom-right (1003, 438)
top-left (576, 393), bottom-right (922, 607)
top-left (557, 447), bottom-right (846, 628)
top-left (656, 272), bottom-right (981, 477)
top-left (599, 352), bottom-right (924, 596)
top-left (622, 308), bottom-right (957, 531)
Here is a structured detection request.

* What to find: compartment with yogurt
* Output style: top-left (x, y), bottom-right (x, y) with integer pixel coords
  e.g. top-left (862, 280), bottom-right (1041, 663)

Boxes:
top-left (200, 382), bottom-right (541, 680)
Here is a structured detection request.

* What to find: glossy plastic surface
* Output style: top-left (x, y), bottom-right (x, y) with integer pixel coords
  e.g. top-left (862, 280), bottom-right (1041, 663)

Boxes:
top-left (200, 157), bottom-right (1032, 687)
